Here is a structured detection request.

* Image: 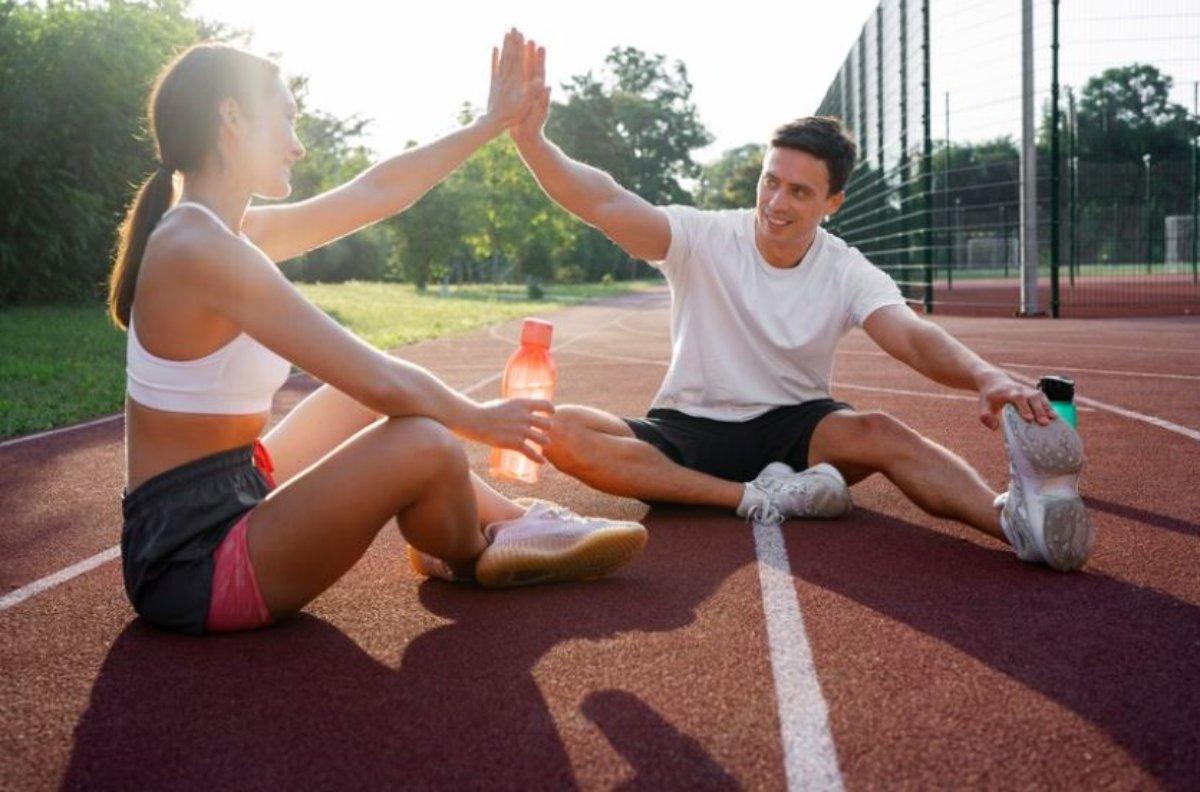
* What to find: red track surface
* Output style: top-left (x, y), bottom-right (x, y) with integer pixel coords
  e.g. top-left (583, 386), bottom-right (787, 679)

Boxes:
top-left (2, 289), bottom-right (1198, 790)
top-left (926, 274), bottom-right (1200, 318)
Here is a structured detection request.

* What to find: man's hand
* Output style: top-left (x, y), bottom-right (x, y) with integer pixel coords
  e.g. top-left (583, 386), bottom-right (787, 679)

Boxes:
top-left (511, 40), bottom-right (549, 147)
top-left (977, 370), bottom-right (1055, 430)
top-left (484, 29), bottom-right (538, 133)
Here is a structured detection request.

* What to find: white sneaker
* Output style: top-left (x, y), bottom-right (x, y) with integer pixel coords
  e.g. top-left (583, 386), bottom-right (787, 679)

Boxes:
top-left (998, 404), bottom-right (1094, 571)
top-left (474, 500), bottom-right (648, 588)
top-left (738, 462), bottom-right (853, 525)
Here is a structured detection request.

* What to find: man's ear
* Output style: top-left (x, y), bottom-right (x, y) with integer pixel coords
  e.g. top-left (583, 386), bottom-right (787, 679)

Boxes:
top-left (824, 190), bottom-right (846, 217)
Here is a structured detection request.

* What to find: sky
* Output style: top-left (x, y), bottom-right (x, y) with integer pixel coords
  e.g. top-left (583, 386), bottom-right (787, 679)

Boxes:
top-left (187, 0), bottom-right (1198, 165)
top-left (189, 0), bottom-right (882, 163)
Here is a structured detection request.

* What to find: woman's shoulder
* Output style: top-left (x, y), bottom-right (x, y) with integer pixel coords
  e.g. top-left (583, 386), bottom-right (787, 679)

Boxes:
top-left (144, 208), bottom-right (264, 283)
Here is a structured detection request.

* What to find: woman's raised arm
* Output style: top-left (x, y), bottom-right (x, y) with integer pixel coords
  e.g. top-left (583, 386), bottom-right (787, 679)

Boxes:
top-left (243, 29), bottom-right (537, 263)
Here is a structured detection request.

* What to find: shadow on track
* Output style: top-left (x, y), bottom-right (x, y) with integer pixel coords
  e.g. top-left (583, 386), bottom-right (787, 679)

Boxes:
top-left (786, 508), bottom-right (1200, 788)
top-left (62, 508), bottom-right (748, 790)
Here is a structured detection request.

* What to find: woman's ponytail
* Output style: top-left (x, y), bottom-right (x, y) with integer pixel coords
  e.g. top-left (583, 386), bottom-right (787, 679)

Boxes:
top-left (107, 165), bottom-right (175, 329)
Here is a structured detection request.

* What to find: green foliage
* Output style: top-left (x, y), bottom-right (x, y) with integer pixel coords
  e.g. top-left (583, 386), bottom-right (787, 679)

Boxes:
top-left (547, 46), bottom-right (713, 281)
top-left (2, 9), bottom-right (699, 306)
top-left (698, 144), bottom-right (764, 209)
top-left (1071, 63), bottom-right (1197, 163)
top-left (0, 280), bottom-right (655, 438)
top-left (278, 76), bottom-right (395, 283)
top-left (0, 0), bottom-right (210, 304)
top-left (0, 304), bottom-right (127, 437)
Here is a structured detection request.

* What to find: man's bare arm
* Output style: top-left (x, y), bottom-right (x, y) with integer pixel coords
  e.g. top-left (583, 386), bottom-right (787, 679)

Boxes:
top-left (510, 45), bottom-right (670, 261)
top-left (863, 304), bottom-right (1054, 430)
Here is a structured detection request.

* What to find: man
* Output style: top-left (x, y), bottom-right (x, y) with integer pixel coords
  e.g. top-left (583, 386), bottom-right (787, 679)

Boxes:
top-left (509, 46), bottom-right (1093, 571)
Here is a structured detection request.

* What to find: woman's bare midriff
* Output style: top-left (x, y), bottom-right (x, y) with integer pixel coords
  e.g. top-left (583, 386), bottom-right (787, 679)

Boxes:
top-left (125, 399), bottom-right (269, 491)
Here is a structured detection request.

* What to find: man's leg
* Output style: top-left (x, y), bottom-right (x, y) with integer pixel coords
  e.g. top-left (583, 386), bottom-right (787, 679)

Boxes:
top-left (544, 405), bottom-right (745, 509)
top-left (808, 410), bottom-right (1005, 541)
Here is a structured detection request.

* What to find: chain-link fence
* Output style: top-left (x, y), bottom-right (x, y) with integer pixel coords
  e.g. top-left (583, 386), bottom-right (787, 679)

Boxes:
top-left (817, 0), bottom-right (1200, 317)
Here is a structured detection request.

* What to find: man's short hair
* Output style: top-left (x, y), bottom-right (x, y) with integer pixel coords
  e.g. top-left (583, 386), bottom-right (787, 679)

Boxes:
top-left (770, 117), bottom-right (858, 195)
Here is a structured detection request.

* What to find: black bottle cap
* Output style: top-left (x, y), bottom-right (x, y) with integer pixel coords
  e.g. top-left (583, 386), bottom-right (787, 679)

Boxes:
top-left (1038, 375), bottom-right (1075, 403)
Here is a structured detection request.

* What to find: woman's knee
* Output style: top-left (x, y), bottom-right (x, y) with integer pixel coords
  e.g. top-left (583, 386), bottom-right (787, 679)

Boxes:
top-left (379, 416), bottom-right (468, 478)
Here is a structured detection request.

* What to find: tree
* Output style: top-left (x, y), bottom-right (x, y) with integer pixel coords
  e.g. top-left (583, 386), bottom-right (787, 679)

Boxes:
top-left (546, 46), bottom-right (713, 280)
top-left (278, 76), bottom-right (395, 283)
top-left (697, 144), bottom-right (764, 209)
top-left (1071, 63), bottom-right (1195, 163)
top-left (0, 0), bottom-right (212, 304)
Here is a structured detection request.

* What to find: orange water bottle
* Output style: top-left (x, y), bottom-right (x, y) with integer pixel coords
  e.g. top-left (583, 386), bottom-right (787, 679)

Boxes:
top-left (490, 318), bottom-right (557, 483)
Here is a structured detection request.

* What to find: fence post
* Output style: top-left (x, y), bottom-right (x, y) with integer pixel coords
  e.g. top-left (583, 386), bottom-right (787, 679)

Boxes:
top-left (1143, 153), bottom-right (1153, 273)
top-left (1068, 87), bottom-right (1077, 287)
top-left (1019, 0), bottom-right (1039, 315)
top-left (901, 0), bottom-right (911, 302)
top-left (1192, 81), bottom-right (1198, 283)
top-left (922, 0), bottom-right (934, 312)
top-left (1049, 0), bottom-right (1060, 317)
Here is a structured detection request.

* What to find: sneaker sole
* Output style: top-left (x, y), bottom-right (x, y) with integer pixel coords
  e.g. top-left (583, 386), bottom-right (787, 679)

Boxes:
top-left (1001, 406), bottom-right (1094, 571)
top-left (474, 523), bottom-right (648, 588)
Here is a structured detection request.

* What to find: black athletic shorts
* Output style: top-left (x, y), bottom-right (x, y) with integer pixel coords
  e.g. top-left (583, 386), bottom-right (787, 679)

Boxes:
top-left (624, 399), bottom-right (852, 483)
top-left (120, 444), bottom-right (272, 635)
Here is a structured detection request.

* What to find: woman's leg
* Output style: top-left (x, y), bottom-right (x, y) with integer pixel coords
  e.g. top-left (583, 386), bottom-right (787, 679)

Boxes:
top-left (246, 416), bottom-right (485, 617)
top-left (263, 383), bottom-right (524, 529)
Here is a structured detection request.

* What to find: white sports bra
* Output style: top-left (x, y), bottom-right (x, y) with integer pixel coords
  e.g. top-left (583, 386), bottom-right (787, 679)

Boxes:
top-left (125, 202), bottom-right (292, 415)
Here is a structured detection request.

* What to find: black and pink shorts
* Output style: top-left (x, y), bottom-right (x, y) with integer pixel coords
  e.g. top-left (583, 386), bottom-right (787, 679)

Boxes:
top-left (120, 441), bottom-right (276, 635)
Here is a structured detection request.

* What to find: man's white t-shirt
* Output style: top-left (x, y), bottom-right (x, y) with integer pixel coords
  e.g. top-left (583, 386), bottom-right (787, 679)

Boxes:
top-left (645, 206), bottom-right (908, 422)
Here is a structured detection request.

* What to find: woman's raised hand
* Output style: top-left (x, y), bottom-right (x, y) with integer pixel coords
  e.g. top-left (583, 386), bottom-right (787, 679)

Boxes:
top-left (466, 397), bottom-right (555, 463)
top-left (511, 41), bottom-right (549, 147)
top-left (485, 28), bottom-right (539, 132)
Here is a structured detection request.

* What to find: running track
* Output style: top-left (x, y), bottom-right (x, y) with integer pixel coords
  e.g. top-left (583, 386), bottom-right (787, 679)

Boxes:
top-left (2, 289), bottom-right (1198, 790)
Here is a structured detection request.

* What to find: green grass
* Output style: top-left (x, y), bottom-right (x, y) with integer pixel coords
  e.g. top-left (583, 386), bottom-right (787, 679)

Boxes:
top-left (0, 279), bottom-right (659, 440)
top-left (294, 280), bottom-right (655, 350)
top-left (0, 305), bottom-right (128, 439)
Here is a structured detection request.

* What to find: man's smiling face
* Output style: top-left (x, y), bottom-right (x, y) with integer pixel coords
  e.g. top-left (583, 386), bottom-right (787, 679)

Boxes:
top-left (755, 146), bottom-right (845, 249)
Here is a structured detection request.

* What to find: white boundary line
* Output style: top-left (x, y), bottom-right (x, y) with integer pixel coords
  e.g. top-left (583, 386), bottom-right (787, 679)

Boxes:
top-left (1007, 373), bottom-right (1200, 442)
top-left (837, 349), bottom-right (1200, 382)
top-left (0, 414), bottom-right (123, 451)
top-left (753, 521), bottom-right (844, 791)
top-left (0, 546), bottom-right (121, 613)
top-left (997, 361), bottom-right (1200, 383)
top-left (0, 311), bottom-right (634, 616)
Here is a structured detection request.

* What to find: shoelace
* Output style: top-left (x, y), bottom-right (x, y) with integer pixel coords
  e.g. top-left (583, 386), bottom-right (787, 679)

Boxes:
top-left (746, 498), bottom-right (784, 528)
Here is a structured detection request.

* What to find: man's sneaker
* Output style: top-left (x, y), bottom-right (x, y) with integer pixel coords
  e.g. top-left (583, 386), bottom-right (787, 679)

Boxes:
top-left (737, 462), bottom-right (853, 525)
top-left (474, 500), bottom-right (647, 588)
top-left (998, 404), bottom-right (1094, 571)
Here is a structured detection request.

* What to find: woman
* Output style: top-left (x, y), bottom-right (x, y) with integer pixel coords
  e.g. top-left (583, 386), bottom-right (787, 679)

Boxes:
top-left (111, 31), bottom-right (646, 636)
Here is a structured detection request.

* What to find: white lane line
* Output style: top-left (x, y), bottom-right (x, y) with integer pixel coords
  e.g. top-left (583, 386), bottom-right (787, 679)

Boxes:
top-left (952, 336), bottom-right (1200, 356)
top-left (1007, 373), bottom-right (1200, 442)
top-left (998, 361), bottom-right (1200, 383)
top-left (837, 348), bottom-right (1200, 383)
top-left (753, 521), bottom-right (844, 792)
top-left (1, 311), bottom-right (636, 615)
top-left (0, 546), bottom-right (121, 613)
top-left (0, 368), bottom-right (322, 452)
top-left (0, 414), bottom-right (123, 451)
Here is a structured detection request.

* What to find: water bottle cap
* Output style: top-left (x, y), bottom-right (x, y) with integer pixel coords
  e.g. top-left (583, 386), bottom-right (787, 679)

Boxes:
top-left (520, 318), bottom-right (554, 348)
top-left (1038, 375), bottom-right (1075, 402)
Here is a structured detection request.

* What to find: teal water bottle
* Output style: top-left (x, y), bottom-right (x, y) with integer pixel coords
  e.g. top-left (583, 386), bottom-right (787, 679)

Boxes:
top-left (1038, 375), bottom-right (1077, 429)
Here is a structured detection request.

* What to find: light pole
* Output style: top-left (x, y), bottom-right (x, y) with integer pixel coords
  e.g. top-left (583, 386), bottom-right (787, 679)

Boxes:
top-left (1143, 153), bottom-right (1152, 273)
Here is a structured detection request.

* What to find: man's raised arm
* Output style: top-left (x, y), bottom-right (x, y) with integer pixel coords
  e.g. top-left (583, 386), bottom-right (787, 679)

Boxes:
top-left (509, 44), bottom-right (670, 262)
